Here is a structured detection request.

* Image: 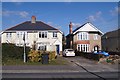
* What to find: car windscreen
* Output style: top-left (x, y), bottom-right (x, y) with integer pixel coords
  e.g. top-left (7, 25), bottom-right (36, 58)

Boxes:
top-left (68, 50), bottom-right (74, 51)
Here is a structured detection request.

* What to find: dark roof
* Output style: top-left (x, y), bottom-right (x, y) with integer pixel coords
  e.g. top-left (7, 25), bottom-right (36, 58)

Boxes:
top-left (102, 29), bottom-right (120, 38)
top-left (5, 21), bottom-right (58, 31)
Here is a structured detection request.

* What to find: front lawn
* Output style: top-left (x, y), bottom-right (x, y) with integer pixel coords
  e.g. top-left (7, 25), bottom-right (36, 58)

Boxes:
top-left (2, 57), bottom-right (68, 66)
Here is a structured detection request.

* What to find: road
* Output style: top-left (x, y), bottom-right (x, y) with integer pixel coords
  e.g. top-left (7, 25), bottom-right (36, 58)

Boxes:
top-left (2, 56), bottom-right (120, 80)
top-left (2, 72), bottom-right (119, 80)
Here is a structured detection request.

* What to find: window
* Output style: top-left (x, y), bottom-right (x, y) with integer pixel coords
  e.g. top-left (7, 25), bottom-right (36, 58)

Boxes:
top-left (78, 32), bottom-right (89, 40)
top-left (42, 32), bottom-right (44, 38)
top-left (77, 44), bottom-right (89, 52)
top-left (16, 43), bottom-right (23, 46)
top-left (16, 31), bottom-right (27, 39)
top-left (53, 32), bottom-right (57, 38)
top-left (17, 33), bottom-right (19, 38)
top-left (45, 32), bottom-right (47, 38)
top-left (94, 34), bottom-right (98, 40)
top-left (38, 45), bottom-right (46, 51)
top-left (6, 33), bottom-right (12, 38)
top-left (39, 31), bottom-right (47, 38)
top-left (39, 32), bottom-right (41, 38)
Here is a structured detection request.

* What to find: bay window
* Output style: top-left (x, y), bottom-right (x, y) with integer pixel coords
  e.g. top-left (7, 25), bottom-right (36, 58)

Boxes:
top-left (78, 32), bottom-right (89, 40)
top-left (77, 44), bottom-right (89, 52)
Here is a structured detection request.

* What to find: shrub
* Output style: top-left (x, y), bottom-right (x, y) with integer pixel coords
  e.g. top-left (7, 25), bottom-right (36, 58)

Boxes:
top-left (28, 51), bottom-right (57, 62)
top-left (2, 43), bottom-right (30, 62)
top-left (48, 51), bottom-right (56, 61)
top-left (28, 50), bottom-right (42, 62)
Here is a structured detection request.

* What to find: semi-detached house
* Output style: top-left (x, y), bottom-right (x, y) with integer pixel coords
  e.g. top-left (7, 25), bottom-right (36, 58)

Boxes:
top-left (1, 16), bottom-right (63, 55)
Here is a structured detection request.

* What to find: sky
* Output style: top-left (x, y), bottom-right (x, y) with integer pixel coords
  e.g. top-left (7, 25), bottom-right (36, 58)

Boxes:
top-left (1, 2), bottom-right (119, 35)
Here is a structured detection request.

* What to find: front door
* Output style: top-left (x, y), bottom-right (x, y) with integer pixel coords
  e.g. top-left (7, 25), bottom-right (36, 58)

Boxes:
top-left (56, 45), bottom-right (60, 55)
top-left (94, 45), bottom-right (99, 51)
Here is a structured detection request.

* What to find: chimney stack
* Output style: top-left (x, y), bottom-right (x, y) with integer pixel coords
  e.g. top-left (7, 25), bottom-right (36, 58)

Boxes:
top-left (69, 22), bottom-right (73, 49)
top-left (31, 16), bottom-right (36, 23)
top-left (69, 22), bottom-right (72, 34)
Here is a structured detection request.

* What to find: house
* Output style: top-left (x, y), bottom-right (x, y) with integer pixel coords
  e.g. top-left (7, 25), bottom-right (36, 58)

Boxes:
top-left (102, 29), bottom-right (120, 52)
top-left (1, 16), bottom-right (63, 55)
top-left (66, 22), bottom-right (103, 52)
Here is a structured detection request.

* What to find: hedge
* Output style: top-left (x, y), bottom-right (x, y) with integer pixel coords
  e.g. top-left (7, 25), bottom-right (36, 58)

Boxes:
top-left (2, 43), bottom-right (30, 62)
top-left (108, 52), bottom-right (120, 56)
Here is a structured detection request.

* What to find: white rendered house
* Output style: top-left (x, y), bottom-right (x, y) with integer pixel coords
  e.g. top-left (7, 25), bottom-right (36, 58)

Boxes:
top-left (1, 16), bottom-right (63, 55)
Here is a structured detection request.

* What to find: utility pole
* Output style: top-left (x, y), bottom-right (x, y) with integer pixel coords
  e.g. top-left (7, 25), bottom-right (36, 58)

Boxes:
top-left (23, 32), bottom-right (26, 63)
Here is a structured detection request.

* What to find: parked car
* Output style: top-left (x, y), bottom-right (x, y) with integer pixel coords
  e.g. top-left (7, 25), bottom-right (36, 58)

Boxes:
top-left (93, 50), bottom-right (109, 56)
top-left (63, 49), bottom-right (75, 57)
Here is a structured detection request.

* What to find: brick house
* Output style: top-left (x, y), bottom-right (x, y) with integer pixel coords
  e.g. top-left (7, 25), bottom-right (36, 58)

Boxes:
top-left (66, 22), bottom-right (103, 52)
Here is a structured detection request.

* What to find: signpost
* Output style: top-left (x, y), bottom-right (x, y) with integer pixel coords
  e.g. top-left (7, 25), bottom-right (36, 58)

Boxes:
top-left (23, 32), bottom-right (26, 63)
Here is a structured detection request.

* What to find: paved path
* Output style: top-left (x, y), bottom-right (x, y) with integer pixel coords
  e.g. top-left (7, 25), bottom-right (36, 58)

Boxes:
top-left (2, 65), bottom-right (86, 73)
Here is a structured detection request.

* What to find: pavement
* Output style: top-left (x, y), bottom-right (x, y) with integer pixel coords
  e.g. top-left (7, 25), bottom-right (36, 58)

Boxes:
top-left (2, 65), bottom-right (85, 73)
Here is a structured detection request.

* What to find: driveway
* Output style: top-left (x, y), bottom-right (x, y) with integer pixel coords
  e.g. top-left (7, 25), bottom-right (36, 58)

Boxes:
top-left (63, 56), bottom-right (119, 72)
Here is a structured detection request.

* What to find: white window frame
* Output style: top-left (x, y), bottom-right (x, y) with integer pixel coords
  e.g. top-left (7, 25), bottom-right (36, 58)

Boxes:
top-left (78, 32), bottom-right (89, 40)
top-left (53, 32), bottom-right (57, 38)
top-left (77, 44), bottom-right (89, 52)
top-left (6, 32), bottom-right (12, 38)
top-left (94, 34), bottom-right (98, 40)
top-left (38, 44), bottom-right (47, 51)
top-left (39, 31), bottom-right (48, 38)
top-left (16, 31), bottom-right (27, 39)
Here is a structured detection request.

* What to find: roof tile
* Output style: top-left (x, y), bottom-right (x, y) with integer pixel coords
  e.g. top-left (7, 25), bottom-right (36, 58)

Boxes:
top-left (6, 21), bottom-right (58, 31)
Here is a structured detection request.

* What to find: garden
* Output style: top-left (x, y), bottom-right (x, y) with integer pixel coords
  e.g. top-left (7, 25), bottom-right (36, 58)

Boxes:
top-left (2, 43), bottom-right (67, 65)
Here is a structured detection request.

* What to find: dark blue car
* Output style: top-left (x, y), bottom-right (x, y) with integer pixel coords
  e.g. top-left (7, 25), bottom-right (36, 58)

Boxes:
top-left (94, 50), bottom-right (109, 56)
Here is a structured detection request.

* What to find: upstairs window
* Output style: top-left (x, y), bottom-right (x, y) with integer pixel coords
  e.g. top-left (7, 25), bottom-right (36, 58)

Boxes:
top-left (39, 32), bottom-right (41, 38)
top-left (78, 32), bottom-right (89, 40)
top-left (39, 31), bottom-right (47, 38)
top-left (16, 31), bottom-right (27, 39)
top-left (53, 32), bottom-right (57, 38)
top-left (94, 34), bottom-right (98, 40)
top-left (6, 32), bottom-right (12, 38)
top-left (17, 33), bottom-right (20, 38)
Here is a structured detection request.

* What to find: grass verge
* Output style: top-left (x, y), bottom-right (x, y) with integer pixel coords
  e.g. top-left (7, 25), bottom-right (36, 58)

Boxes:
top-left (2, 57), bottom-right (68, 66)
